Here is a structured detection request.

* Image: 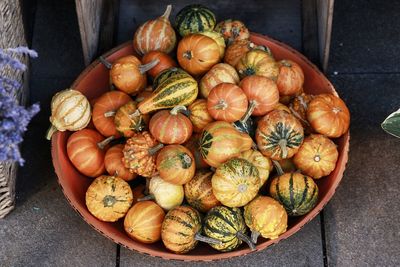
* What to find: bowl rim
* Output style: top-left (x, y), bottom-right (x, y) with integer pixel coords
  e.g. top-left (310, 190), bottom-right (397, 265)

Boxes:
top-left (51, 32), bottom-right (350, 261)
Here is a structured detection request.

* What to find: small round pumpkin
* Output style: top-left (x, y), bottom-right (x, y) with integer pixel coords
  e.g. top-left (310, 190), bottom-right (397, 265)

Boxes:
top-left (270, 172), bottom-right (319, 216)
top-left (207, 83), bottom-right (248, 122)
top-left (224, 39), bottom-right (253, 67)
top-left (149, 106), bottom-right (193, 144)
top-left (236, 49), bottom-right (279, 80)
top-left (188, 99), bottom-right (214, 133)
top-left (199, 63), bottom-right (239, 98)
top-left (124, 201), bottom-right (165, 244)
top-left (256, 110), bottom-right (304, 160)
top-left (199, 31), bottom-right (226, 59)
top-left (239, 149), bottom-right (272, 187)
top-left (307, 94), bottom-right (350, 138)
top-left (184, 134), bottom-right (210, 169)
top-left (104, 144), bottom-right (137, 181)
top-left (276, 59), bottom-right (305, 96)
top-left (122, 131), bottom-right (164, 177)
top-left (92, 91), bottom-right (132, 137)
top-left (175, 4), bottom-right (216, 36)
top-left (177, 34), bottom-right (220, 76)
top-left (184, 170), bottom-right (220, 212)
top-left (85, 175), bottom-right (133, 222)
top-left (133, 5), bottom-right (176, 55)
top-left (244, 196), bottom-right (288, 243)
top-left (293, 134), bottom-right (339, 179)
top-left (113, 101), bottom-right (150, 137)
top-left (142, 51), bottom-right (177, 78)
top-left (156, 145), bottom-right (195, 185)
top-left (67, 129), bottom-right (113, 177)
top-left (215, 19), bottom-right (250, 45)
top-left (212, 158), bottom-right (260, 207)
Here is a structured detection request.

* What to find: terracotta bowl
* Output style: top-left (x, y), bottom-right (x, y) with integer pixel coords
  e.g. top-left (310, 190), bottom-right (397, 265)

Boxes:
top-left (51, 33), bottom-right (350, 261)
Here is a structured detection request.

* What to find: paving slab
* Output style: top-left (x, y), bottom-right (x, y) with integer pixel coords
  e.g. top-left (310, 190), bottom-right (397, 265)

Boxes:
top-left (120, 215), bottom-right (324, 267)
top-left (324, 74), bottom-right (400, 266)
top-left (328, 0), bottom-right (400, 74)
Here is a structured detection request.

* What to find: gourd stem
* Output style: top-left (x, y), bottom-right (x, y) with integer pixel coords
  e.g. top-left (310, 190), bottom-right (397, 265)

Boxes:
top-left (161, 4), bottom-right (172, 20)
top-left (45, 125), bottom-right (58, 140)
top-left (97, 136), bottom-right (115, 150)
top-left (236, 231), bottom-right (256, 251)
top-left (240, 100), bottom-right (257, 124)
top-left (183, 51), bottom-right (192, 60)
top-left (170, 105), bottom-right (187, 116)
top-left (139, 59), bottom-right (160, 74)
top-left (99, 56), bottom-right (112, 69)
top-left (137, 194), bottom-right (154, 202)
top-left (272, 160), bottom-right (284, 176)
top-left (251, 231), bottom-right (260, 244)
top-left (148, 143), bottom-right (164, 155)
top-left (214, 100), bottom-right (228, 110)
top-left (289, 106), bottom-right (310, 126)
top-left (194, 233), bottom-right (222, 245)
top-left (130, 109), bottom-right (141, 118)
top-left (278, 139), bottom-right (288, 159)
top-left (104, 110), bottom-right (116, 117)
top-left (210, 167), bottom-right (216, 172)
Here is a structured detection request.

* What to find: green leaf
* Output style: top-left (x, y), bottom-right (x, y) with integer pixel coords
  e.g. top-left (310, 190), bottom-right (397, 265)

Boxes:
top-left (382, 108), bottom-right (400, 138)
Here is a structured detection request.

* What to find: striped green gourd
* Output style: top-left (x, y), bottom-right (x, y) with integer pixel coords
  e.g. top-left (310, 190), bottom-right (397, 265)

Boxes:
top-left (175, 4), bottom-right (216, 37)
top-left (152, 67), bottom-right (190, 90)
top-left (269, 172), bottom-right (318, 216)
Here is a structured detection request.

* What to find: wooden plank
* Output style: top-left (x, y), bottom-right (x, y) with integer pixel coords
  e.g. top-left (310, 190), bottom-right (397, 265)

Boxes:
top-left (97, 0), bottom-right (119, 55)
top-left (75, 0), bottom-right (104, 65)
top-left (317, 0), bottom-right (334, 72)
top-left (302, 0), bottom-right (320, 67)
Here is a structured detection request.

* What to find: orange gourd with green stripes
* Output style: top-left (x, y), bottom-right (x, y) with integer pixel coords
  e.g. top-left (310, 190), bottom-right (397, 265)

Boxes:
top-left (188, 99), bottom-right (214, 133)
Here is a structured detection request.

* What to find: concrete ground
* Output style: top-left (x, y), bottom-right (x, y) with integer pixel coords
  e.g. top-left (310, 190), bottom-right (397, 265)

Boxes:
top-left (1, 0), bottom-right (399, 266)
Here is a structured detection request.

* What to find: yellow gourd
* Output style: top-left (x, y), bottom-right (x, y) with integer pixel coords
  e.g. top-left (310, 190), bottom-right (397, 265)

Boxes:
top-left (239, 149), bottom-right (272, 187)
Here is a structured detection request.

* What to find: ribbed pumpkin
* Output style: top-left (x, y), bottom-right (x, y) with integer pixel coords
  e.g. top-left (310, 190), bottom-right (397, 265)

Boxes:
top-left (199, 31), bottom-right (226, 59)
top-left (85, 175), bottom-right (133, 222)
top-left (184, 134), bottom-right (210, 169)
top-left (156, 145), bottom-right (195, 185)
top-left (138, 73), bottom-right (198, 114)
top-left (307, 94), bottom-right (350, 138)
top-left (236, 49), bottom-right (279, 80)
top-left (256, 110), bottom-right (304, 160)
top-left (293, 134), bottom-right (339, 179)
top-left (199, 121), bottom-right (253, 167)
top-left (124, 201), bottom-right (165, 243)
top-left (177, 34), bottom-right (220, 76)
top-left (142, 51), bottom-right (177, 79)
top-left (188, 99), bottom-right (214, 133)
top-left (46, 89), bottom-right (91, 140)
top-left (203, 206), bottom-right (255, 251)
top-left (105, 144), bottom-right (137, 181)
top-left (92, 91), bottom-right (132, 137)
top-left (289, 93), bottom-right (314, 131)
top-left (113, 101), bottom-right (149, 138)
top-left (67, 129), bottom-right (113, 177)
top-left (149, 106), bottom-right (193, 144)
top-left (161, 206), bottom-right (221, 254)
top-left (133, 5), bottom-right (176, 55)
top-left (108, 55), bottom-right (157, 95)
top-left (215, 20), bottom-right (250, 45)
top-left (270, 172), bottom-right (319, 216)
top-left (207, 83), bottom-right (248, 122)
top-left (184, 170), bottom-right (220, 212)
top-left (175, 4), bottom-right (216, 36)
top-left (223, 39), bottom-right (252, 67)
top-left (152, 67), bottom-right (190, 90)
top-left (212, 158), bottom-right (260, 207)
top-left (239, 149), bottom-right (272, 187)
top-left (244, 196), bottom-right (288, 242)
top-left (122, 131), bottom-right (164, 177)
top-left (239, 75), bottom-right (279, 120)
top-left (199, 63), bottom-right (239, 98)
top-left (276, 59), bottom-right (304, 96)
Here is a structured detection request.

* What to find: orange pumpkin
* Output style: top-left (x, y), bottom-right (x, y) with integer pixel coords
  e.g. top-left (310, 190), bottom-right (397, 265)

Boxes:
top-left (199, 63), bottom-right (239, 98)
top-left (294, 134), bottom-right (339, 179)
top-left (142, 51), bottom-right (177, 78)
top-left (92, 91), bottom-right (132, 137)
top-left (123, 131), bottom-right (164, 177)
top-left (207, 83), bottom-right (248, 122)
top-left (149, 106), bottom-right (193, 144)
top-left (133, 5), bottom-right (176, 55)
top-left (188, 99), bottom-right (214, 133)
top-left (215, 19), bottom-right (250, 45)
top-left (289, 93), bottom-right (314, 132)
top-left (184, 134), bottom-right (210, 169)
top-left (156, 145), bottom-right (195, 185)
top-left (105, 144), bottom-right (137, 181)
top-left (114, 101), bottom-right (150, 138)
top-left (236, 49), bottom-right (279, 80)
top-left (177, 34), bottom-right (220, 76)
top-left (239, 75), bottom-right (279, 119)
top-left (276, 60), bottom-right (304, 96)
top-left (124, 201), bottom-right (165, 243)
top-left (307, 94), bottom-right (350, 138)
top-left (224, 39), bottom-right (253, 67)
top-left (67, 129), bottom-right (113, 177)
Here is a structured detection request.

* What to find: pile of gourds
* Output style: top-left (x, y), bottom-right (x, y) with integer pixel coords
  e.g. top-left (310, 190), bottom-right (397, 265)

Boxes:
top-left (47, 4), bottom-right (350, 254)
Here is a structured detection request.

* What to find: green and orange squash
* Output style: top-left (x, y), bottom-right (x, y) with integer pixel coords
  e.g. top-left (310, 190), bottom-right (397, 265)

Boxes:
top-left (236, 49), bottom-right (279, 80)
top-left (175, 4), bottom-right (216, 36)
top-left (113, 101), bottom-right (150, 138)
top-left (199, 63), bottom-right (239, 98)
top-left (239, 149), bottom-right (272, 187)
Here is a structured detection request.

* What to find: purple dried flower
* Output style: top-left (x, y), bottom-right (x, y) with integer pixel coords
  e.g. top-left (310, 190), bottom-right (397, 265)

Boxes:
top-left (6, 47), bottom-right (38, 58)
